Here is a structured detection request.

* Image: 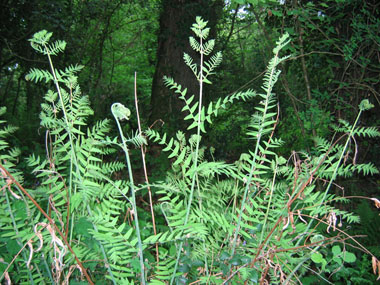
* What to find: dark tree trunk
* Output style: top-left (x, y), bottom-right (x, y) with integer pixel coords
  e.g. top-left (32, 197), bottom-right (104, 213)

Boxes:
top-left (150, 0), bottom-right (223, 127)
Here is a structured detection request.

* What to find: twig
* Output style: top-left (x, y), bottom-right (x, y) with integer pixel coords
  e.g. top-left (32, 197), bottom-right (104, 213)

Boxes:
top-left (134, 72), bottom-right (159, 263)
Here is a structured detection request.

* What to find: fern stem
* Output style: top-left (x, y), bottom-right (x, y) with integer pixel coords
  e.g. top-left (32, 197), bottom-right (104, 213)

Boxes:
top-left (170, 31), bottom-right (205, 285)
top-left (113, 113), bottom-right (146, 285)
top-left (45, 45), bottom-right (119, 283)
top-left (68, 163), bottom-right (75, 243)
top-left (320, 109), bottom-right (363, 205)
top-left (230, 53), bottom-right (279, 257)
top-left (259, 160), bottom-right (278, 244)
top-left (44, 44), bottom-right (78, 245)
top-left (295, 108), bottom-right (364, 248)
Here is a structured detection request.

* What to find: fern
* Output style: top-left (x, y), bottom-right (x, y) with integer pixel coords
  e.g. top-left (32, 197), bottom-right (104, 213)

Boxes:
top-left (1, 30), bottom-right (138, 284)
top-left (145, 18), bottom-right (380, 284)
top-left (0, 110), bottom-right (38, 284)
top-left (2, 17), bottom-right (379, 284)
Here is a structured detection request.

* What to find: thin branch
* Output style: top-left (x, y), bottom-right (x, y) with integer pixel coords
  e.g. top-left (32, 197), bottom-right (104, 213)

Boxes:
top-left (134, 72), bottom-right (159, 263)
top-left (221, 4), bottom-right (240, 53)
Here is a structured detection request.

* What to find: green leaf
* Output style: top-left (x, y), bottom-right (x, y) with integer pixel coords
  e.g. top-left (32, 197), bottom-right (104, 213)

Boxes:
top-left (6, 239), bottom-right (21, 256)
top-left (187, 120), bottom-right (198, 130)
top-left (230, 255), bottom-right (242, 266)
top-left (203, 77), bottom-right (212, 84)
top-left (332, 245), bottom-right (341, 256)
top-left (343, 252), bottom-right (356, 263)
top-left (250, 270), bottom-right (259, 283)
top-left (207, 102), bottom-right (213, 115)
top-left (163, 138), bottom-right (174, 152)
top-left (173, 148), bottom-right (187, 166)
top-left (168, 142), bottom-right (180, 158)
top-left (311, 252), bottom-right (324, 263)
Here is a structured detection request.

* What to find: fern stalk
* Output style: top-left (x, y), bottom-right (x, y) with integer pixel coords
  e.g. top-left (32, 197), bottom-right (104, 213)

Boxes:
top-left (230, 49), bottom-right (280, 256)
top-left (43, 43), bottom-right (79, 246)
top-left (112, 106), bottom-right (146, 285)
top-left (170, 23), bottom-right (205, 285)
top-left (318, 108), bottom-right (364, 206)
top-left (38, 36), bottom-right (117, 282)
top-left (259, 160), bottom-right (278, 244)
top-left (296, 104), bottom-right (367, 247)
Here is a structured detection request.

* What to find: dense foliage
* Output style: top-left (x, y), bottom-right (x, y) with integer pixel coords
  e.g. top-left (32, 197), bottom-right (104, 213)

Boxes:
top-left (0, 1), bottom-right (379, 284)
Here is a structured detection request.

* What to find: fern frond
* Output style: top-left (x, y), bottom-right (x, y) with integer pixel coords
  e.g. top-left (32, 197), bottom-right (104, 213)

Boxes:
top-left (126, 130), bottom-right (147, 148)
top-left (29, 30), bottom-right (53, 50)
top-left (202, 39), bottom-right (215, 56)
top-left (188, 161), bottom-right (238, 178)
top-left (190, 17), bottom-right (210, 39)
top-left (352, 126), bottom-right (380, 137)
top-left (150, 252), bottom-right (179, 282)
top-left (25, 68), bottom-right (53, 83)
top-left (183, 52), bottom-right (198, 78)
top-left (204, 89), bottom-right (256, 126)
top-left (203, 51), bottom-right (222, 79)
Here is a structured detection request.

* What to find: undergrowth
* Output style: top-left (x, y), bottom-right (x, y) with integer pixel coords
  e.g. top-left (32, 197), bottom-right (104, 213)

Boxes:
top-left (0, 17), bottom-right (379, 284)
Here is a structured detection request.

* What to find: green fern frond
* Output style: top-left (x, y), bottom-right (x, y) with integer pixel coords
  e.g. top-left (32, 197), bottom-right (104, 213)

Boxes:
top-left (358, 99), bottom-right (374, 111)
top-left (336, 163), bottom-right (379, 177)
top-left (333, 119), bottom-right (380, 138)
top-left (203, 51), bottom-right (222, 79)
top-left (0, 125), bottom-right (18, 138)
top-left (352, 126), bottom-right (380, 137)
top-left (28, 30), bottom-right (66, 56)
top-left (202, 39), bottom-right (215, 56)
top-left (145, 129), bottom-right (187, 162)
top-left (0, 106), bottom-right (6, 116)
top-left (184, 53), bottom-right (198, 78)
top-left (126, 131), bottom-right (147, 148)
top-left (190, 16), bottom-right (210, 40)
top-left (25, 68), bottom-right (53, 83)
top-left (189, 37), bottom-right (201, 53)
top-left (150, 252), bottom-right (179, 282)
top-left (188, 161), bottom-right (238, 178)
top-left (28, 30), bottom-right (53, 48)
top-left (60, 64), bottom-right (84, 77)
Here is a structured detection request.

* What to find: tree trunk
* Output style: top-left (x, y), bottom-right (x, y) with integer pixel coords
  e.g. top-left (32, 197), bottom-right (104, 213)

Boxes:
top-left (150, 0), bottom-right (223, 127)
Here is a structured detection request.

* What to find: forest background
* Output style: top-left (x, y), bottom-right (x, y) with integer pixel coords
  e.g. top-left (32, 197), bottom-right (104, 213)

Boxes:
top-left (0, 0), bottom-right (380, 284)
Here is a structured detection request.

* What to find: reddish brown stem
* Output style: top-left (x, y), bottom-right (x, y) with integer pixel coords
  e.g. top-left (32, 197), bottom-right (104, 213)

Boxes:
top-left (134, 72), bottom-right (159, 263)
top-left (252, 217), bottom-right (283, 265)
